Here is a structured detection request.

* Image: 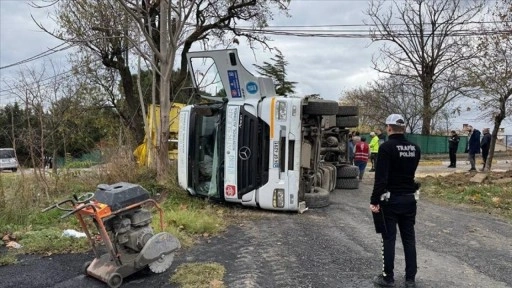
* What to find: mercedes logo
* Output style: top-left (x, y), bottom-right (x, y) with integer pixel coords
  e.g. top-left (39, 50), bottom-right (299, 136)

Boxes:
top-left (238, 146), bottom-right (252, 160)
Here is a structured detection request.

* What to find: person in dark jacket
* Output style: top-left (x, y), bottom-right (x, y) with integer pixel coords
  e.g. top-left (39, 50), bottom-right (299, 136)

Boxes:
top-left (377, 128), bottom-right (386, 145)
top-left (447, 130), bottom-right (460, 168)
top-left (480, 128), bottom-right (492, 170)
top-left (348, 132), bottom-right (355, 165)
top-left (370, 114), bottom-right (421, 288)
top-left (466, 125), bottom-right (481, 171)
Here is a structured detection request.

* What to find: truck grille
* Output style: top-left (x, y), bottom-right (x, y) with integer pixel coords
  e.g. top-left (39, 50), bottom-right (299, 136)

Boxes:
top-left (238, 107), bottom-right (269, 197)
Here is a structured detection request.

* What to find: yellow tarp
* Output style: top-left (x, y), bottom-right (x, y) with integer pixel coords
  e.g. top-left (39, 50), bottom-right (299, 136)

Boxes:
top-left (133, 103), bottom-right (185, 166)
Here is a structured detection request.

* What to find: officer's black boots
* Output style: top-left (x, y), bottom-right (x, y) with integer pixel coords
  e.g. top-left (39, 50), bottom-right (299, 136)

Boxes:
top-left (373, 274), bottom-right (395, 287)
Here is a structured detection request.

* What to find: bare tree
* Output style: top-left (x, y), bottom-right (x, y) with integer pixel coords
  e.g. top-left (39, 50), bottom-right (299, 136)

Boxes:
top-left (366, 0), bottom-right (484, 134)
top-left (35, 0), bottom-right (290, 180)
top-left (464, 0), bottom-right (512, 171)
top-left (4, 61), bottom-right (73, 199)
top-left (33, 0), bottom-right (146, 142)
top-left (432, 106), bottom-right (458, 135)
top-left (340, 75), bottom-right (423, 133)
top-left (116, 0), bottom-right (291, 180)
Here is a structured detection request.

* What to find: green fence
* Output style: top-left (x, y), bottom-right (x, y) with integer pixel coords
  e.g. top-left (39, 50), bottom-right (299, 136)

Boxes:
top-left (359, 134), bottom-right (512, 154)
top-left (405, 134), bottom-right (468, 154)
top-left (54, 150), bottom-right (103, 168)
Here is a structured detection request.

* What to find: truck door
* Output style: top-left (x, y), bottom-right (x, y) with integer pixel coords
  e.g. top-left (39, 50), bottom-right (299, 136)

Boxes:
top-left (187, 49), bottom-right (276, 101)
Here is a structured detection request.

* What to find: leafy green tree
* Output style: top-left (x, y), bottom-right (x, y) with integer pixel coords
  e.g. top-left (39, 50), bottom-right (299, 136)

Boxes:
top-left (0, 103), bottom-right (32, 164)
top-left (254, 51), bottom-right (297, 96)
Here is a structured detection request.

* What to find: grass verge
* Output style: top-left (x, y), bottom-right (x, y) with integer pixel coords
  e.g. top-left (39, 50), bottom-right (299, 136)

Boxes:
top-left (0, 149), bottom-right (232, 258)
top-left (0, 251), bottom-right (17, 266)
top-left (419, 172), bottom-right (512, 221)
top-left (170, 262), bottom-right (226, 288)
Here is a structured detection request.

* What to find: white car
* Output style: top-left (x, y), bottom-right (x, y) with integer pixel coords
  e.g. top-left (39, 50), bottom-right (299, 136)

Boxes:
top-left (0, 148), bottom-right (18, 172)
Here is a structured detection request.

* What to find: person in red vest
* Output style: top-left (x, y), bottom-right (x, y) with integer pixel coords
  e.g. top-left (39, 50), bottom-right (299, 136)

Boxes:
top-left (353, 136), bottom-right (371, 180)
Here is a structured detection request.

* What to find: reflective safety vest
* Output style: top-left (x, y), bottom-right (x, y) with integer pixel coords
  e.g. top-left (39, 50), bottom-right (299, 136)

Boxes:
top-left (369, 136), bottom-right (379, 153)
top-left (354, 142), bottom-right (370, 162)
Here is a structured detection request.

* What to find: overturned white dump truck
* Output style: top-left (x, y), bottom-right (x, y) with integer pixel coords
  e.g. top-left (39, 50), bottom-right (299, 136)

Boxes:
top-left (178, 49), bottom-right (358, 212)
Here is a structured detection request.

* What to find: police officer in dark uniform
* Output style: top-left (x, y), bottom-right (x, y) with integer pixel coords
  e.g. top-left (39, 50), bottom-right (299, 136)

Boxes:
top-left (447, 130), bottom-right (460, 168)
top-left (370, 114), bottom-right (421, 288)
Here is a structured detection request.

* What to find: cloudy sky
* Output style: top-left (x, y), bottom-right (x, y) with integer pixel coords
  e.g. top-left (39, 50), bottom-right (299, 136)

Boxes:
top-left (1, 0), bottom-right (510, 132)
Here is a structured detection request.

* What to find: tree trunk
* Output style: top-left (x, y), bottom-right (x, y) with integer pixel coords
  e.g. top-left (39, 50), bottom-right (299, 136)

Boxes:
top-left (484, 103), bottom-right (506, 171)
top-left (119, 66), bottom-right (145, 143)
top-left (421, 88), bottom-right (432, 135)
top-left (156, 0), bottom-right (171, 182)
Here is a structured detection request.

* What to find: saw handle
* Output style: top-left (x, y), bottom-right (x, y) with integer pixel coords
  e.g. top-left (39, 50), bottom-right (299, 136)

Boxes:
top-left (60, 203), bottom-right (97, 219)
top-left (42, 192), bottom-right (96, 214)
top-left (42, 199), bottom-right (76, 212)
top-left (74, 192), bottom-right (95, 203)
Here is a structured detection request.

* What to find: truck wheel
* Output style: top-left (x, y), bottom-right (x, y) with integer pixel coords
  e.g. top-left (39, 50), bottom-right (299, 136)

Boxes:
top-left (303, 99), bottom-right (339, 116)
top-left (337, 165), bottom-right (359, 178)
top-left (336, 178), bottom-right (359, 190)
top-left (337, 106), bottom-right (359, 116)
top-left (336, 116), bottom-right (359, 128)
top-left (304, 187), bottom-right (330, 208)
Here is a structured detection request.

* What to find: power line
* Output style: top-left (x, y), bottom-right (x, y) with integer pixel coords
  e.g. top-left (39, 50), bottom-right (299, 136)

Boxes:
top-left (2, 20), bottom-right (508, 71)
top-left (234, 27), bottom-right (512, 38)
top-left (236, 20), bottom-right (512, 29)
top-left (0, 69), bottom-right (75, 96)
top-left (0, 43), bottom-right (75, 70)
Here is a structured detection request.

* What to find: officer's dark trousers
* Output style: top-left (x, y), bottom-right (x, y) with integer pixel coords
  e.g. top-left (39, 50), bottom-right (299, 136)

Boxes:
top-left (449, 148), bottom-right (457, 166)
top-left (380, 195), bottom-right (417, 281)
top-left (482, 150), bottom-right (489, 168)
top-left (370, 153), bottom-right (378, 169)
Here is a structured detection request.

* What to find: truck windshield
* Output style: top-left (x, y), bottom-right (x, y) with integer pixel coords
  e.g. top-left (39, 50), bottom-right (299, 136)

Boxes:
top-left (191, 107), bottom-right (224, 198)
top-left (0, 149), bottom-right (15, 159)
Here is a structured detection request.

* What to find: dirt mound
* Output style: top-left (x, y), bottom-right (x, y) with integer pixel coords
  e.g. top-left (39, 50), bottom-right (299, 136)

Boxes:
top-left (421, 170), bottom-right (512, 186)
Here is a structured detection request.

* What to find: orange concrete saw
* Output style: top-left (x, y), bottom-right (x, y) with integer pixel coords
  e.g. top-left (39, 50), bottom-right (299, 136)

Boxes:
top-left (43, 182), bottom-right (180, 288)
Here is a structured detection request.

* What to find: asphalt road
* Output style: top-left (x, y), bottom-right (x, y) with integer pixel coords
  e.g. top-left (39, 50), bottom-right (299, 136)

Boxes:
top-left (1, 163), bottom-right (512, 288)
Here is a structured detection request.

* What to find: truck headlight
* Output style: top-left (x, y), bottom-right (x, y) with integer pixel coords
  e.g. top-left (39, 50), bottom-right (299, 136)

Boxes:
top-left (276, 101), bottom-right (287, 120)
top-left (273, 189), bottom-right (285, 208)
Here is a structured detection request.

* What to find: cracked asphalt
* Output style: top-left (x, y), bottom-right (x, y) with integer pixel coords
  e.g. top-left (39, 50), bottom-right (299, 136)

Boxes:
top-left (1, 162), bottom-right (511, 288)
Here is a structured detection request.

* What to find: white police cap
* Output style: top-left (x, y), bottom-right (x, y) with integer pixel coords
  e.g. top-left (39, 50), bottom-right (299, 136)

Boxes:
top-left (385, 114), bottom-right (406, 126)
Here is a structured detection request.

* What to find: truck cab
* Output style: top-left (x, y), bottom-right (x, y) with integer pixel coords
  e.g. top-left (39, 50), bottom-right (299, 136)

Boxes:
top-left (178, 49), bottom-right (339, 212)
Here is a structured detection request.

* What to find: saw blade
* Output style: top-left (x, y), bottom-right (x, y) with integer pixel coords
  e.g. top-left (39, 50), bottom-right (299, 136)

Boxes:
top-left (148, 253), bottom-right (175, 273)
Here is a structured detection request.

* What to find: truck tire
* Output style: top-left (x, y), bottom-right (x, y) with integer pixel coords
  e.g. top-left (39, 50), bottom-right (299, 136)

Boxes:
top-left (337, 165), bottom-right (359, 178)
top-left (336, 178), bottom-right (359, 190)
top-left (303, 99), bottom-right (339, 116)
top-left (336, 116), bottom-right (359, 128)
top-left (337, 106), bottom-right (359, 116)
top-left (304, 187), bottom-right (330, 208)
